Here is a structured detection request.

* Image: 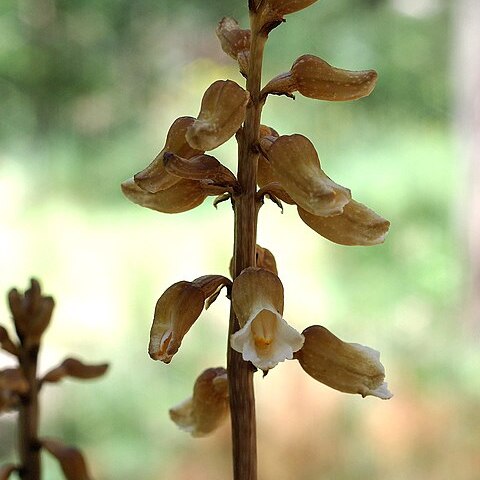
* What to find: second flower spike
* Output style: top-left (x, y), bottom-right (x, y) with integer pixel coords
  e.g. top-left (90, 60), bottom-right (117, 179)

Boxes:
top-left (230, 268), bottom-right (304, 371)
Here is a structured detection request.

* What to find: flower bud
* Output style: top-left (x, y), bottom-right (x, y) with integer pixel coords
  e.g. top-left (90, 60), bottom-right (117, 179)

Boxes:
top-left (169, 367), bottom-right (229, 437)
top-left (263, 0), bottom-right (319, 17)
top-left (230, 268), bottom-right (304, 371)
top-left (121, 177), bottom-right (208, 214)
top-left (134, 117), bottom-right (204, 194)
top-left (298, 200), bottom-right (390, 246)
top-left (262, 54), bottom-right (377, 102)
top-left (8, 279), bottom-right (54, 345)
top-left (216, 17), bottom-right (251, 76)
top-left (186, 80), bottom-right (250, 151)
top-left (229, 244), bottom-right (279, 278)
top-left (259, 134), bottom-right (350, 216)
top-left (296, 325), bottom-right (392, 399)
top-left (42, 358), bottom-right (109, 384)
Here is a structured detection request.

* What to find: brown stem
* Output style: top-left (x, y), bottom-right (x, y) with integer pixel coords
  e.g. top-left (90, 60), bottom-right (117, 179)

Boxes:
top-left (18, 343), bottom-right (41, 480)
top-left (227, 12), bottom-right (267, 480)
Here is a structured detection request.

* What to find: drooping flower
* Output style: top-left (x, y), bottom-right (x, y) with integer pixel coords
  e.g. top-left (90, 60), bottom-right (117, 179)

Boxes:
top-left (297, 201), bottom-right (390, 246)
top-left (186, 80), bottom-right (250, 151)
top-left (41, 358), bottom-right (109, 384)
top-left (259, 133), bottom-right (351, 216)
top-left (216, 17), bottom-right (250, 76)
top-left (295, 325), bottom-right (392, 399)
top-left (121, 177), bottom-right (209, 214)
top-left (134, 116), bottom-right (204, 194)
top-left (257, 129), bottom-right (390, 246)
top-left (254, 0), bottom-right (319, 27)
top-left (169, 367), bottom-right (229, 437)
top-left (149, 276), bottom-right (231, 363)
top-left (262, 54), bottom-right (377, 102)
top-left (230, 268), bottom-right (304, 371)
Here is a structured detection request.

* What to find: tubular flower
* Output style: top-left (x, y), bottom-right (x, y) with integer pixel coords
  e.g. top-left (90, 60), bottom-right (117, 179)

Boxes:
top-left (262, 54), bottom-right (377, 102)
top-left (259, 134), bottom-right (351, 216)
top-left (163, 152), bottom-right (239, 193)
top-left (216, 17), bottom-right (250, 76)
top-left (255, 0), bottom-right (319, 27)
top-left (134, 116), bottom-right (204, 194)
top-left (295, 325), bottom-right (392, 399)
top-left (121, 177), bottom-right (209, 214)
top-left (186, 80), bottom-right (250, 151)
top-left (298, 200), bottom-right (390, 246)
top-left (149, 276), bottom-right (231, 363)
top-left (230, 268), bottom-right (304, 371)
top-left (169, 367), bottom-right (229, 437)
top-left (257, 130), bottom-right (390, 246)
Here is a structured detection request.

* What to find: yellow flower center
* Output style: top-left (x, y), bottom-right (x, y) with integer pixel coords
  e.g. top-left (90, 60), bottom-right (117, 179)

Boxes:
top-left (251, 310), bottom-right (277, 350)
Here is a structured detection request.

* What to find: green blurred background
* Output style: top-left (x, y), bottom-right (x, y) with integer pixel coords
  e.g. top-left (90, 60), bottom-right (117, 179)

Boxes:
top-left (1, 0), bottom-right (480, 478)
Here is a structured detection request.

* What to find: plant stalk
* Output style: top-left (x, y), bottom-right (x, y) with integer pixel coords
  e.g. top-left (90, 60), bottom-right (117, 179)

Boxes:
top-left (228, 12), bottom-right (267, 480)
top-left (18, 344), bottom-right (41, 480)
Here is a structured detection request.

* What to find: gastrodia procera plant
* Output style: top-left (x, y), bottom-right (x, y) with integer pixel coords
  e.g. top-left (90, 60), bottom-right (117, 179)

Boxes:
top-left (122, 0), bottom-right (392, 478)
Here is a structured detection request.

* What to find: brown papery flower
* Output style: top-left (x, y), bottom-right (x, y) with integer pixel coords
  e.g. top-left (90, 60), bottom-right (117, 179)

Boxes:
top-left (134, 116), bottom-right (204, 194)
top-left (186, 80), bottom-right (250, 151)
top-left (216, 17), bottom-right (251, 76)
top-left (262, 54), bottom-right (377, 102)
top-left (295, 325), bottom-right (392, 399)
top-left (121, 177), bottom-right (208, 214)
top-left (260, 134), bottom-right (351, 216)
top-left (298, 200), bottom-right (390, 246)
top-left (169, 367), bottom-right (229, 437)
top-left (256, 0), bottom-right (319, 25)
top-left (149, 276), bottom-right (230, 363)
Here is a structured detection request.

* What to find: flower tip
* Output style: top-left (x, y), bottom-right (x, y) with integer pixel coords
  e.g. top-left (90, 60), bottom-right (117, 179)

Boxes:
top-left (120, 177), bottom-right (135, 195)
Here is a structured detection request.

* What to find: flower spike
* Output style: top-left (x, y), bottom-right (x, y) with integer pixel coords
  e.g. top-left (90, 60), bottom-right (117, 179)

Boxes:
top-left (186, 80), bottom-right (250, 151)
top-left (295, 325), bottom-right (392, 399)
top-left (260, 134), bottom-right (351, 216)
top-left (169, 367), bottom-right (229, 437)
top-left (134, 117), bottom-right (204, 194)
top-left (230, 268), bottom-right (304, 371)
top-left (262, 54), bottom-right (377, 102)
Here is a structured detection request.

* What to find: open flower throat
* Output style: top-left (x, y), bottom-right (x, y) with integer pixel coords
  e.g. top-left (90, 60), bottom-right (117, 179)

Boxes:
top-left (120, 0), bottom-right (393, 445)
